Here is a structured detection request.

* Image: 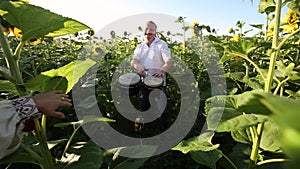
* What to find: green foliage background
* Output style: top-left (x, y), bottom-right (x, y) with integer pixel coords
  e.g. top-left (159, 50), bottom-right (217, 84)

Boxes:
top-left (0, 0), bottom-right (300, 169)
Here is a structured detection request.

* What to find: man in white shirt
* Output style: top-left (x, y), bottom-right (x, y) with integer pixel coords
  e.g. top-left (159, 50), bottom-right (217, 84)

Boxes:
top-left (131, 21), bottom-right (172, 131)
top-left (131, 21), bottom-right (172, 84)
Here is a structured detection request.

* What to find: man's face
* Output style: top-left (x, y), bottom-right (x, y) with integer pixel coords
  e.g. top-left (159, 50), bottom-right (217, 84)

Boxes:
top-left (144, 22), bottom-right (156, 42)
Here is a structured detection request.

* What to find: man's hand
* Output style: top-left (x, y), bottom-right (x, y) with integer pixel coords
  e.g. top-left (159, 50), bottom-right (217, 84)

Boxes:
top-left (131, 58), bottom-right (148, 77)
top-left (32, 90), bottom-right (72, 119)
top-left (152, 70), bottom-right (165, 77)
top-left (153, 59), bottom-right (172, 77)
top-left (139, 68), bottom-right (149, 77)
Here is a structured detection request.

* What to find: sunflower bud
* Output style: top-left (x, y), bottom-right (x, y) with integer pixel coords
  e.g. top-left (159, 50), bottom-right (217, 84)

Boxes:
top-left (228, 27), bottom-right (234, 34)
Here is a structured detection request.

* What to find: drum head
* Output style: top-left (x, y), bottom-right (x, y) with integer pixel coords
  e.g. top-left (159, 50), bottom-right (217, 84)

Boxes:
top-left (118, 73), bottom-right (140, 86)
top-left (144, 76), bottom-right (163, 88)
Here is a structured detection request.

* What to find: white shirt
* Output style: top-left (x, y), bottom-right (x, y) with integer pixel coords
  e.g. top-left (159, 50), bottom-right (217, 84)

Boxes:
top-left (133, 37), bottom-right (171, 86)
top-left (0, 97), bottom-right (39, 159)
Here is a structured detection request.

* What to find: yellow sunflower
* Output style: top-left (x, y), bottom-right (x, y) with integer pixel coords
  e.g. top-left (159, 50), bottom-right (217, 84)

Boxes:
top-left (0, 0), bottom-right (29, 37)
top-left (267, 23), bottom-right (275, 37)
top-left (230, 34), bottom-right (241, 42)
top-left (1, 25), bottom-right (10, 36)
top-left (192, 20), bottom-right (199, 27)
top-left (228, 27), bottom-right (234, 34)
top-left (191, 20), bottom-right (200, 36)
top-left (10, 26), bottom-right (22, 38)
top-left (282, 10), bottom-right (299, 33)
top-left (282, 23), bottom-right (298, 33)
top-left (29, 38), bottom-right (41, 45)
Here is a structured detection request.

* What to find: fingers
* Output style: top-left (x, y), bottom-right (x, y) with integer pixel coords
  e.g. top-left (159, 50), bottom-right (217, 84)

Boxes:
top-left (60, 99), bottom-right (72, 107)
top-left (55, 93), bottom-right (72, 105)
top-left (60, 97), bottom-right (70, 102)
top-left (57, 93), bottom-right (69, 99)
top-left (53, 90), bottom-right (63, 94)
top-left (51, 90), bottom-right (72, 103)
top-left (33, 90), bottom-right (72, 119)
top-left (58, 95), bottom-right (71, 101)
top-left (139, 70), bottom-right (146, 77)
top-left (149, 69), bottom-right (165, 77)
top-left (51, 111), bottom-right (66, 119)
top-left (58, 95), bottom-right (72, 107)
top-left (53, 91), bottom-right (71, 99)
top-left (152, 72), bottom-right (165, 77)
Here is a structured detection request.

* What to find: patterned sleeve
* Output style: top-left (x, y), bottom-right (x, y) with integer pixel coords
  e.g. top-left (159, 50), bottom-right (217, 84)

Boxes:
top-left (0, 96), bottom-right (39, 159)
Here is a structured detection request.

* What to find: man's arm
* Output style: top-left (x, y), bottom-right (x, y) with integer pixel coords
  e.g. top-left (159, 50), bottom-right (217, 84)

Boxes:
top-left (153, 58), bottom-right (172, 77)
top-left (131, 58), bottom-right (147, 76)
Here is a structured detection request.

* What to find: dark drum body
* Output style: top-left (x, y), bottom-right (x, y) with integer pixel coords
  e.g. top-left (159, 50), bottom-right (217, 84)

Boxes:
top-left (118, 73), bottom-right (141, 96)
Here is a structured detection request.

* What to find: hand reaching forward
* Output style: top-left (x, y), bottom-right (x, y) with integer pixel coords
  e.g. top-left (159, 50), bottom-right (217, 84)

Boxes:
top-left (32, 90), bottom-right (72, 119)
top-left (152, 70), bottom-right (166, 77)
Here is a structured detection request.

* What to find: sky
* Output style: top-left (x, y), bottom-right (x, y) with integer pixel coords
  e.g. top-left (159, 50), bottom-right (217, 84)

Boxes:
top-left (30, 0), bottom-right (286, 38)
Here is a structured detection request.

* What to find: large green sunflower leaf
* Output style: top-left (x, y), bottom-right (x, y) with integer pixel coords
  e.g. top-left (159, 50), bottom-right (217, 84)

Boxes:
top-left (24, 59), bottom-right (96, 94)
top-left (172, 132), bottom-right (219, 154)
top-left (0, 1), bottom-right (90, 41)
top-left (190, 150), bottom-right (222, 169)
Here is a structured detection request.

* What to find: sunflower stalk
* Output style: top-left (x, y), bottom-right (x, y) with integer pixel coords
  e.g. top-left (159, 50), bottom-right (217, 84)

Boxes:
top-left (34, 119), bottom-right (55, 169)
top-left (249, 0), bottom-right (282, 167)
top-left (0, 24), bottom-right (55, 169)
top-left (14, 40), bottom-right (25, 60)
top-left (0, 23), bottom-right (26, 96)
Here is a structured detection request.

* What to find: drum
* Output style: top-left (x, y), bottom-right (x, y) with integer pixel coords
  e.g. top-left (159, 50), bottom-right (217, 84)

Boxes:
top-left (118, 73), bottom-right (141, 96)
top-left (144, 75), bottom-right (163, 90)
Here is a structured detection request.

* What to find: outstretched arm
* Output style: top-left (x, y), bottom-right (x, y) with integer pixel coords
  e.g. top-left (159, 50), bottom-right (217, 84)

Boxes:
top-left (32, 90), bottom-right (72, 119)
top-left (0, 90), bottom-right (72, 159)
top-left (152, 58), bottom-right (172, 77)
top-left (131, 58), bottom-right (147, 77)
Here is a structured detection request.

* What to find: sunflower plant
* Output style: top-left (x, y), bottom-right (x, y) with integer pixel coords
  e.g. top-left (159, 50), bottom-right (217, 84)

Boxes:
top-left (173, 0), bottom-right (300, 169)
top-left (0, 1), bottom-right (99, 169)
top-left (222, 0), bottom-right (300, 168)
